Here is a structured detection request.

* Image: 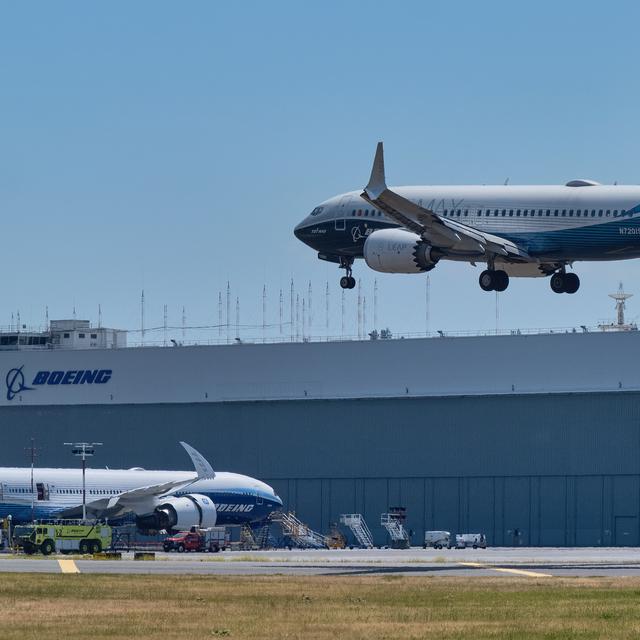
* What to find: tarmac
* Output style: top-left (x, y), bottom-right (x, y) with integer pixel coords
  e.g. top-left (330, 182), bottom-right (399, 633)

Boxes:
top-left (2, 547), bottom-right (640, 577)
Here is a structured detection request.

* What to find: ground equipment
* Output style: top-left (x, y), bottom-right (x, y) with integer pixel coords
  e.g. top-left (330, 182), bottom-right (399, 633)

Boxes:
top-left (423, 530), bottom-right (451, 549)
top-left (380, 507), bottom-right (410, 549)
top-left (13, 521), bottom-right (112, 555)
top-left (339, 513), bottom-right (374, 548)
top-left (274, 512), bottom-right (328, 549)
top-left (163, 526), bottom-right (227, 552)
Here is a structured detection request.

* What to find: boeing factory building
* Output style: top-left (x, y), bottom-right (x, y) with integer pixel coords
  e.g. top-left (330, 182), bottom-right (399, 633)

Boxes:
top-left (0, 320), bottom-right (638, 547)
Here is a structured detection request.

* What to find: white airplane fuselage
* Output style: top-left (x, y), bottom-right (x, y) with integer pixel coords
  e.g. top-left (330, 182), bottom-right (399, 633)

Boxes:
top-left (0, 467), bottom-right (282, 526)
top-left (296, 184), bottom-right (640, 265)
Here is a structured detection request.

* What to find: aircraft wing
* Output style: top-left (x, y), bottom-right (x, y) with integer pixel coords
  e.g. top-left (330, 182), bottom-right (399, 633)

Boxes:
top-left (360, 142), bottom-right (531, 262)
top-left (58, 441), bottom-right (215, 518)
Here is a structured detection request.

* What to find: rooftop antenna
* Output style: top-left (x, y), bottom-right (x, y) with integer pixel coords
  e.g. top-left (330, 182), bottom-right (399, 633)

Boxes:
top-left (279, 288), bottom-right (283, 335)
top-left (45, 305), bottom-right (49, 331)
top-left (295, 293), bottom-right (300, 341)
top-left (11, 312), bottom-right (14, 332)
top-left (302, 297), bottom-right (306, 340)
top-left (226, 282), bottom-right (231, 344)
top-left (504, 177), bottom-right (510, 186)
top-left (163, 304), bottom-right (168, 347)
top-left (308, 281), bottom-right (313, 332)
top-left (357, 279), bottom-right (362, 339)
top-left (141, 290), bottom-right (145, 346)
top-left (425, 275), bottom-right (430, 336)
top-left (218, 291), bottom-right (222, 338)
top-left (98, 304), bottom-right (102, 329)
top-left (374, 279), bottom-right (378, 332)
top-left (182, 306), bottom-right (186, 342)
top-left (611, 282), bottom-right (633, 326)
top-left (325, 281), bottom-right (330, 333)
top-left (363, 295), bottom-right (367, 335)
top-left (262, 284), bottom-right (267, 343)
top-left (73, 305), bottom-right (76, 322)
top-left (235, 296), bottom-right (240, 341)
top-left (17, 311), bottom-right (20, 332)
top-left (290, 278), bottom-right (294, 341)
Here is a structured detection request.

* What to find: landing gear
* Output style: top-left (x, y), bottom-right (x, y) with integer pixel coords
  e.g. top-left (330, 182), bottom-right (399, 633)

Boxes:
top-left (339, 257), bottom-right (356, 289)
top-left (479, 269), bottom-right (509, 292)
top-left (339, 276), bottom-right (356, 289)
top-left (550, 271), bottom-right (580, 294)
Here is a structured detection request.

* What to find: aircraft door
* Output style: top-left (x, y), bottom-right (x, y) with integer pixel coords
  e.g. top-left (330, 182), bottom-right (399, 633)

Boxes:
top-left (36, 482), bottom-right (50, 501)
top-left (334, 195), bottom-right (351, 231)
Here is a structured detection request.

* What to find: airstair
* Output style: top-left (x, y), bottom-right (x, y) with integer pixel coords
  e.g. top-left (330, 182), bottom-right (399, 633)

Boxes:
top-left (275, 512), bottom-right (328, 549)
top-left (380, 507), bottom-right (410, 549)
top-left (339, 513), bottom-right (374, 548)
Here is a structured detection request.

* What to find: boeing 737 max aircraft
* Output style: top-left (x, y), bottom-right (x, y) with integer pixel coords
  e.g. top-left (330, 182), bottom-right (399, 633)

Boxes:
top-left (0, 442), bottom-right (282, 532)
top-left (295, 142), bottom-right (640, 293)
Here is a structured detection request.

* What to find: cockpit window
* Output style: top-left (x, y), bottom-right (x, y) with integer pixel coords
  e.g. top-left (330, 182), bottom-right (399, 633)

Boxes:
top-left (310, 206), bottom-right (324, 216)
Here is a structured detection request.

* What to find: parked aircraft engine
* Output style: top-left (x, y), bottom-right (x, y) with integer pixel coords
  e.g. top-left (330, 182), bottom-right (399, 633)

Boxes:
top-left (136, 494), bottom-right (217, 532)
top-left (363, 229), bottom-right (439, 273)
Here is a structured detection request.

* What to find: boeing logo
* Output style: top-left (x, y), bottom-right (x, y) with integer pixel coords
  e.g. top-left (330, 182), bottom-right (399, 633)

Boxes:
top-left (5, 367), bottom-right (113, 401)
top-left (5, 366), bottom-right (34, 401)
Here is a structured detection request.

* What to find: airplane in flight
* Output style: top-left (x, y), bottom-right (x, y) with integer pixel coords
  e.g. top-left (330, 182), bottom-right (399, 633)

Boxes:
top-left (0, 442), bottom-right (282, 533)
top-left (295, 142), bottom-right (640, 293)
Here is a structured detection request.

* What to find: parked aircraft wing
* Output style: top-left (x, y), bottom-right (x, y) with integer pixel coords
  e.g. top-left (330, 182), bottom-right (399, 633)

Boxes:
top-left (58, 442), bottom-right (215, 518)
top-left (361, 142), bottom-right (530, 261)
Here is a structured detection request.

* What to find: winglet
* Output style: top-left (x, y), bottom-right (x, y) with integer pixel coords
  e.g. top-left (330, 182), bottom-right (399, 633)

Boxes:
top-left (364, 141), bottom-right (387, 200)
top-left (180, 441), bottom-right (215, 479)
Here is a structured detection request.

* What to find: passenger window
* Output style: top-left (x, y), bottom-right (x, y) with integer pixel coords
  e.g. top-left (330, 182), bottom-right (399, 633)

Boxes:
top-left (457, 209), bottom-right (461, 216)
top-left (614, 210), bottom-right (618, 217)
top-left (523, 210), bottom-right (528, 216)
top-left (591, 210), bottom-right (596, 217)
top-left (606, 210), bottom-right (610, 216)
top-left (569, 210), bottom-right (573, 217)
top-left (502, 209), bottom-right (506, 216)
top-left (516, 210), bottom-right (521, 216)
top-left (494, 210), bottom-right (498, 216)
top-left (598, 210), bottom-right (603, 216)
top-left (464, 209), bottom-right (468, 216)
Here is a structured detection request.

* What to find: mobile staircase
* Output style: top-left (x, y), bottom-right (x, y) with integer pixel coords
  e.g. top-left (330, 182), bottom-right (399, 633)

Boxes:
top-left (380, 507), bottom-right (410, 549)
top-left (275, 512), bottom-right (327, 549)
top-left (339, 513), bottom-right (374, 548)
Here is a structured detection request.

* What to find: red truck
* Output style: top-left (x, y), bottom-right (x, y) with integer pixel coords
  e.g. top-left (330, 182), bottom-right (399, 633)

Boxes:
top-left (163, 527), bottom-right (226, 553)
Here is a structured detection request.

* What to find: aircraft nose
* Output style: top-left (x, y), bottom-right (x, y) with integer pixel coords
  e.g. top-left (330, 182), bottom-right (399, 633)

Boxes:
top-left (294, 219), bottom-right (307, 240)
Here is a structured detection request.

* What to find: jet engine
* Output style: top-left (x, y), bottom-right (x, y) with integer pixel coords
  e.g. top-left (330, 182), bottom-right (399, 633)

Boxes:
top-left (136, 494), bottom-right (217, 533)
top-left (363, 229), bottom-right (439, 273)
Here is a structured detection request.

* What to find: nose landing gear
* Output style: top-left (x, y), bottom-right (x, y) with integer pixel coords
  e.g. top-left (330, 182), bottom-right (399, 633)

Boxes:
top-left (339, 257), bottom-right (356, 289)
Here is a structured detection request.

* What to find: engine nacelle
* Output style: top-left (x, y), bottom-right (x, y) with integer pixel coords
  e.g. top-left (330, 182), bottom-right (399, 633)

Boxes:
top-left (363, 229), bottom-right (439, 273)
top-left (136, 493), bottom-right (217, 533)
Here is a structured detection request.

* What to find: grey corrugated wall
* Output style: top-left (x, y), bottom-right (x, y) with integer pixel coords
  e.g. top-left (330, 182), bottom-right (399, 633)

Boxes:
top-left (0, 390), bottom-right (638, 545)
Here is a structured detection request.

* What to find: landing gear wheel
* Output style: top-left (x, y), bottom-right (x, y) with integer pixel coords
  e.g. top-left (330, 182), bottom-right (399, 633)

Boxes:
top-left (550, 273), bottom-right (566, 294)
top-left (493, 270), bottom-right (509, 292)
top-left (340, 276), bottom-right (356, 289)
top-left (479, 270), bottom-right (495, 291)
top-left (564, 272), bottom-right (580, 294)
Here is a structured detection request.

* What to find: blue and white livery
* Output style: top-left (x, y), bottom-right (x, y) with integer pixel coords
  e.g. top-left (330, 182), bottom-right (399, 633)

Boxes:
top-left (0, 442), bottom-right (282, 532)
top-left (295, 142), bottom-right (640, 293)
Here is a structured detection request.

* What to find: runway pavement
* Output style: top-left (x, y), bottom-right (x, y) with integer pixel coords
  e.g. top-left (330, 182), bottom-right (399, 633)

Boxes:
top-left (2, 547), bottom-right (640, 577)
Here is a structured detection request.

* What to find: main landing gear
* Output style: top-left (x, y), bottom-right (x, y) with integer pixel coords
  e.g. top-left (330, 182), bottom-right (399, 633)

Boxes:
top-left (550, 270), bottom-right (580, 294)
top-left (339, 257), bottom-right (356, 289)
top-left (478, 269), bottom-right (509, 292)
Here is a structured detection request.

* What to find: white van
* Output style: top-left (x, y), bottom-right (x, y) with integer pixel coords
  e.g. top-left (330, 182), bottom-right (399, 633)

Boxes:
top-left (423, 531), bottom-right (451, 549)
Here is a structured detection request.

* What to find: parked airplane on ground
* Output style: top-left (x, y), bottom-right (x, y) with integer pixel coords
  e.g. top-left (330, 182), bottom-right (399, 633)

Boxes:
top-left (295, 142), bottom-right (640, 293)
top-left (0, 442), bottom-right (282, 532)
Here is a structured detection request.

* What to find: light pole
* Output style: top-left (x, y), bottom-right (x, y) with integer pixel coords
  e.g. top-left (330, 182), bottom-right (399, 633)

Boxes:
top-left (63, 442), bottom-right (102, 522)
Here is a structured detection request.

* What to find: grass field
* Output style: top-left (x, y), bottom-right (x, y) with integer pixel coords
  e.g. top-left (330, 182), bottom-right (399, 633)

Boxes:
top-left (2, 574), bottom-right (640, 639)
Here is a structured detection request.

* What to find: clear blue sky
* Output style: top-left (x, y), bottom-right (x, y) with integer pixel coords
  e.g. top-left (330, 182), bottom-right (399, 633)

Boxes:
top-left (2, 1), bottom-right (640, 342)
